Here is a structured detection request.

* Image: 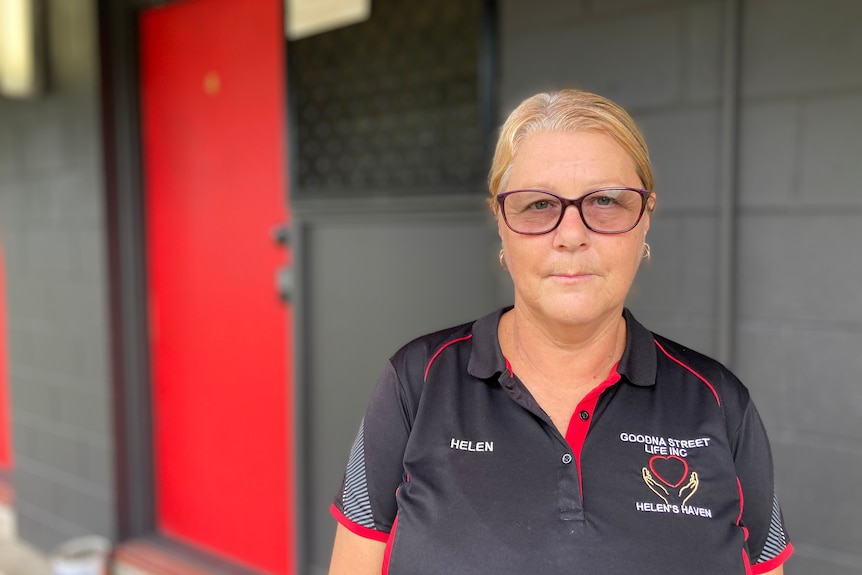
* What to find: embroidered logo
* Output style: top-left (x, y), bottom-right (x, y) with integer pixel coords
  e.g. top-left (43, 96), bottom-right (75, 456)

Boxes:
top-left (620, 432), bottom-right (714, 518)
top-left (642, 455), bottom-right (699, 506)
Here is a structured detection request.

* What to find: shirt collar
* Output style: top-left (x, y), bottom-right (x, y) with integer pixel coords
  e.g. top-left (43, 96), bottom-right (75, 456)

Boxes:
top-left (617, 308), bottom-right (657, 387)
top-left (467, 306), bottom-right (512, 380)
top-left (467, 306), bottom-right (657, 387)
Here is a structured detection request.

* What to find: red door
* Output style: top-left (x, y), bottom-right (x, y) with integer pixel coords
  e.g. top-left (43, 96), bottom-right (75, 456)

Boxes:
top-left (139, 1), bottom-right (293, 573)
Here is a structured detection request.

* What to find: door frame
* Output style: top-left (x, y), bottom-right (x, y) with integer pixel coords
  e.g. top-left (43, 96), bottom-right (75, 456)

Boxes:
top-left (100, 0), bottom-right (166, 541)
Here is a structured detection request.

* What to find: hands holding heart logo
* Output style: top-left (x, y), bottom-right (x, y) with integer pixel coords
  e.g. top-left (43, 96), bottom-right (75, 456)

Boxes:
top-left (641, 455), bottom-right (699, 506)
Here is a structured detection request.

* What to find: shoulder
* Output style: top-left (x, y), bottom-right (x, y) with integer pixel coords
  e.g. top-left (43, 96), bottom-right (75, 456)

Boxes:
top-left (650, 332), bottom-right (752, 419)
top-left (385, 307), bottom-right (506, 401)
top-left (392, 319), bottom-right (477, 362)
top-left (389, 308), bottom-right (501, 396)
top-left (389, 320), bottom-right (476, 379)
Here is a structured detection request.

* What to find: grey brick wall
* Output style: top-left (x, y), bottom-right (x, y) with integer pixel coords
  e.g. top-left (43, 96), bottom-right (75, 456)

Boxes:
top-left (0, 0), bottom-right (115, 550)
top-left (500, 0), bottom-right (862, 573)
top-left (736, 2), bottom-right (862, 573)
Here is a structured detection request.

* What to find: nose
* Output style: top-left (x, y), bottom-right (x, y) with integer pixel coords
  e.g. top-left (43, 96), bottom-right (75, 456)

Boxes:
top-left (552, 204), bottom-right (590, 248)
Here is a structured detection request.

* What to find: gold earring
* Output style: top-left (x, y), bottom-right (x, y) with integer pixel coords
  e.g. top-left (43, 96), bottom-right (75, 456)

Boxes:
top-left (642, 243), bottom-right (651, 261)
top-left (499, 249), bottom-right (508, 271)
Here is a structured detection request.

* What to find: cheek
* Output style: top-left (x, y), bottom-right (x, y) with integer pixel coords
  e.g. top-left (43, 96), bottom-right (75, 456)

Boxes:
top-left (498, 222), bottom-right (517, 272)
top-left (498, 222), bottom-right (524, 261)
top-left (600, 236), bottom-right (645, 280)
top-left (499, 235), bottom-right (543, 285)
top-left (622, 237), bottom-right (647, 275)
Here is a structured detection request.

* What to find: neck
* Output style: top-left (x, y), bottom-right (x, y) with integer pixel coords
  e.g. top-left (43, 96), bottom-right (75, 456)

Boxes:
top-left (501, 305), bottom-right (627, 391)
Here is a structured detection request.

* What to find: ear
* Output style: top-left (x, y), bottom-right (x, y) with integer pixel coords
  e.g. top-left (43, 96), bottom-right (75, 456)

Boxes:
top-left (644, 192), bottom-right (656, 233)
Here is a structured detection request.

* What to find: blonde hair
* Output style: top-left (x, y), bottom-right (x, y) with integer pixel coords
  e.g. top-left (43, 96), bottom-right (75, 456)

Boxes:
top-left (488, 89), bottom-right (654, 213)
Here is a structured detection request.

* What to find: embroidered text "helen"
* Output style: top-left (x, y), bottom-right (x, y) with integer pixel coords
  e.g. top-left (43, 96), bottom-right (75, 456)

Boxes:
top-left (450, 438), bottom-right (494, 452)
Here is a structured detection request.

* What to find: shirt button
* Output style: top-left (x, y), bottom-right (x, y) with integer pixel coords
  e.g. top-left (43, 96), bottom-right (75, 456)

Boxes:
top-left (579, 410), bottom-right (590, 421)
top-left (561, 453), bottom-right (573, 464)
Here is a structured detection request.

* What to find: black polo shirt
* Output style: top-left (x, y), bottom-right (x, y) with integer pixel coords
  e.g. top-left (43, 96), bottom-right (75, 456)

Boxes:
top-left (332, 307), bottom-right (793, 575)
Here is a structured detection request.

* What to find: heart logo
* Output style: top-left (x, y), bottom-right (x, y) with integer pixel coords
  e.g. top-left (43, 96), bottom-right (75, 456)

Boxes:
top-left (649, 455), bottom-right (688, 488)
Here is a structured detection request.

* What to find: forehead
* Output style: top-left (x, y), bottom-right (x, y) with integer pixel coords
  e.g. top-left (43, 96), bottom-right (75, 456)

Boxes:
top-left (508, 130), bottom-right (640, 191)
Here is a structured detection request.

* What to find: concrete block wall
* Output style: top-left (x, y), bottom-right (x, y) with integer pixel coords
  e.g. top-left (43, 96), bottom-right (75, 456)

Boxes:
top-left (0, 0), bottom-right (116, 550)
top-left (500, 0), bottom-right (862, 573)
top-left (734, 2), bottom-right (862, 573)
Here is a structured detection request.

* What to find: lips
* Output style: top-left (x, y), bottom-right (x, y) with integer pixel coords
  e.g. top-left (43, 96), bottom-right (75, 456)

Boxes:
top-left (548, 271), bottom-right (596, 282)
top-left (546, 261), bottom-right (599, 275)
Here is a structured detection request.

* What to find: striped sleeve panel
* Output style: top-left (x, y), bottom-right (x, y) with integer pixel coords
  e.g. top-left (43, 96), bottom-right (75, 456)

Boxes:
top-left (341, 418), bottom-right (375, 528)
top-left (756, 494), bottom-right (789, 563)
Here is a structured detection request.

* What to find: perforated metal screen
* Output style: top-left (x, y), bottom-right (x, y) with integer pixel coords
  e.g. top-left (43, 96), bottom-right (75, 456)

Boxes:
top-left (289, 0), bottom-right (491, 198)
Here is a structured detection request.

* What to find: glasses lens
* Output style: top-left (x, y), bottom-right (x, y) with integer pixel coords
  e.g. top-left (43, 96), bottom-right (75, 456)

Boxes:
top-left (581, 188), bottom-right (644, 233)
top-left (502, 191), bottom-right (563, 234)
top-left (502, 189), bottom-right (646, 234)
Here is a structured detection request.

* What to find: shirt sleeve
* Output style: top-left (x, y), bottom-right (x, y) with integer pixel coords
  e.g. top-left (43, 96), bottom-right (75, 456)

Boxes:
top-left (331, 359), bottom-right (414, 542)
top-left (730, 396), bottom-right (794, 573)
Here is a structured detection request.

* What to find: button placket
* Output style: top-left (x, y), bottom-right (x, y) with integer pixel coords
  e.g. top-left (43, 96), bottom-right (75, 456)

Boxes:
top-left (557, 449), bottom-right (584, 521)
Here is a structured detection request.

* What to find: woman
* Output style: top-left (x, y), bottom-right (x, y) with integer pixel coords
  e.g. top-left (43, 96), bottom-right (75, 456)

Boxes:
top-left (328, 89), bottom-right (793, 575)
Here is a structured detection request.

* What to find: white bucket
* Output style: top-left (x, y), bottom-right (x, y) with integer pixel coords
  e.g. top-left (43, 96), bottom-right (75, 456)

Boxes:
top-left (49, 536), bottom-right (111, 575)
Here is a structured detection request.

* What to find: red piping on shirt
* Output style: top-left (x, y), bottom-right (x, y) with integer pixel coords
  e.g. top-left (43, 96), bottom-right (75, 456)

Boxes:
top-left (382, 515), bottom-right (399, 575)
top-left (736, 478), bottom-right (746, 528)
top-left (424, 335), bottom-right (473, 382)
top-left (330, 503), bottom-right (390, 543)
top-left (736, 478), bottom-right (750, 541)
top-left (751, 544), bottom-right (794, 575)
top-left (742, 549), bottom-right (754, 575)
top-left (564, 366), bottom-right (622, 497)
top-left (654, 339), bottom-right (721, 407)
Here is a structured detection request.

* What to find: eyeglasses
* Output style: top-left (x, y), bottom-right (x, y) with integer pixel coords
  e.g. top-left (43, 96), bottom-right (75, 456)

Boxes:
top-left (497, 188), bottom-right (651, 235)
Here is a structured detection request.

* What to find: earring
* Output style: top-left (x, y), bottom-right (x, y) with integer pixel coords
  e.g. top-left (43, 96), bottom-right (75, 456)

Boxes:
top-left (642, 243), bottom-right (651, 261)
top-left (499, 249), bottom-right (508, 271)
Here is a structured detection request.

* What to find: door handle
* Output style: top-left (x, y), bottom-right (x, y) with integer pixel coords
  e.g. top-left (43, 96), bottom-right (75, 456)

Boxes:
top-left (272, 223), bottom-right (292, 302)
top-left (276, 265), bottom-right (294, 302)
top-left (271, 223), bottom-right (291, 246)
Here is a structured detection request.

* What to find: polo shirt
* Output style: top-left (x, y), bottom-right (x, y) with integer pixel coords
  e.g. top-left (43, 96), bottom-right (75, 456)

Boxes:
top-left (332, 307), bottom-right (793, 575)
